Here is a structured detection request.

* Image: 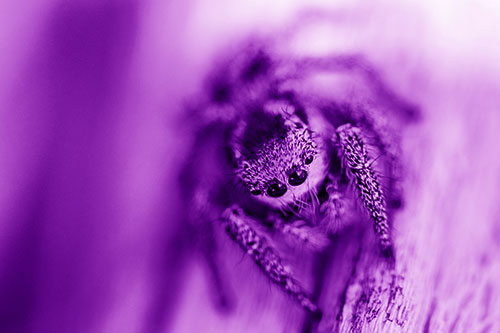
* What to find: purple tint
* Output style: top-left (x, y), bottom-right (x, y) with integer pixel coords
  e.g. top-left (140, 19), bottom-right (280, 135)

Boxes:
top-left (2, 1), bottom-right (500, 333)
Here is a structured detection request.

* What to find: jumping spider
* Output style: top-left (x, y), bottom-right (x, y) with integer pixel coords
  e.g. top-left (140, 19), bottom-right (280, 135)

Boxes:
top-left (180, 42), bottom-right (416, 321)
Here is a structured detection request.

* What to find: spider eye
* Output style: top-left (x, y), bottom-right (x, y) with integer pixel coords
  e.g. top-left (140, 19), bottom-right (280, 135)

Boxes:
top-left (250, 189), bottom-right (262, 195)
top-left (266, 181), bottom-right (287, 198)
top-left (289, 169), bottom-right (307, 186)
top-left (305, 156), bottom-right (314, 165)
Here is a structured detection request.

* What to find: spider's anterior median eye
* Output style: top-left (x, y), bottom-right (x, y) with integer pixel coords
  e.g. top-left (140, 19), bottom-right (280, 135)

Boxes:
top-left (250, 189), bottom-right (262, 195)
top-left (289, 169), bottom-right (307, 186)
top-left (267, 181), bottom-right (287, 197)
top-left (305, 156), bottom-right (314, 165)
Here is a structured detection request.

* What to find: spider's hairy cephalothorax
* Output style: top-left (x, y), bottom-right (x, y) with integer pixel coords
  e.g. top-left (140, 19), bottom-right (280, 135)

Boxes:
top-left (232, 106), bottom-right (324, 206)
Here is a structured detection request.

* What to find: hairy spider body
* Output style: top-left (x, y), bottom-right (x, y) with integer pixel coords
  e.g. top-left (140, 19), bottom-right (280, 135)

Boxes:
top-left (180, 43), bottom-right (414, 321)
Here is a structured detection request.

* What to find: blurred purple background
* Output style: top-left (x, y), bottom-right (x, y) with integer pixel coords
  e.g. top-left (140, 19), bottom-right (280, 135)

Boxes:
top-left (0, 1), bottom-right (188, 331)
top-left (1, 0), bottom-right (500, 332)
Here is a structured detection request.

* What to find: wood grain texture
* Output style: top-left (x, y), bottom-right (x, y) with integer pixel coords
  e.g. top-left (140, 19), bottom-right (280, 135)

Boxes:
top-left (172, 65), bottom-right (500, 333)
top-left (311, 71), bottom-right (500, 332)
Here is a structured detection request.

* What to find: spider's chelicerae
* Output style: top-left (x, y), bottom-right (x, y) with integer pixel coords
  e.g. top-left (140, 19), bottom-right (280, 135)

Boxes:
top-left (180, 42), bottom-right (417, 321)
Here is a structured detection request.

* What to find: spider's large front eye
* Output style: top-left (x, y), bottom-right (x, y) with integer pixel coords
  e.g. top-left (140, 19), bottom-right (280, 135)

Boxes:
top-left (267, 181), bottom-right (287, 197)
top-left (288, 169), bottom-right (307, 186)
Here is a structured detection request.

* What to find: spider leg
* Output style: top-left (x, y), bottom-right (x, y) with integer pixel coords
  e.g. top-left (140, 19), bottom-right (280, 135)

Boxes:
top-left (265, 212), bottom-right (330, 251)
top-left (335, 123), bottom-right (394, 259)
top-left (187, 184), bottom-right (235, 312)
top-left (290, 54), bottom-right (419, 121)
top-left (278, 220), bottom-right (330, 251)
top-left (220, 205), bottom-right (321, 317)
top-left (199, 221), bottom-right (235, 311)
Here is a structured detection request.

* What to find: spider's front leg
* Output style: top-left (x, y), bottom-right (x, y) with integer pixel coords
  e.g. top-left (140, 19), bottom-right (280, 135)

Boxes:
top-left (335, 123), bottom-right (394, 259)
top-left (220, 205), bottom-right (321, 317)
top-left (187, 185), bottom-right (236, 312)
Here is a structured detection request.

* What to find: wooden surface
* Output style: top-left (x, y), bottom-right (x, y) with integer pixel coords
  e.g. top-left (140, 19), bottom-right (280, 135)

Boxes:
top-left (316, 66), bottom-right (500, 332)
top-left (166, 2), bottom-right (500, 332)
top-left (171, 11), bottom-right (500, 333)
top-left (171, 66), bottom-right (500, 333)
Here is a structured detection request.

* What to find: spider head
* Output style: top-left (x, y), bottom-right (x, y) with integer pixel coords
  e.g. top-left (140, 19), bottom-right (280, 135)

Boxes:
top-left (232, 105), bottom-right (327, 209)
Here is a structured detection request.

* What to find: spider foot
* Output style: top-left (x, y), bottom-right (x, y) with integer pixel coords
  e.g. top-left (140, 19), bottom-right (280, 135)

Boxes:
top-left (320, 177), bottom-right (349, 235)
top-left (279, 220), bottom-right (330, 251)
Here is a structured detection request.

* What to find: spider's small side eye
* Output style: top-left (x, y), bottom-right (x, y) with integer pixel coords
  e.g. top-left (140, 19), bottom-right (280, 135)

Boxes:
top-left (250, 189), bottom-right (262, 195)
top-left (305, 156), bottom-right (314, 165)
